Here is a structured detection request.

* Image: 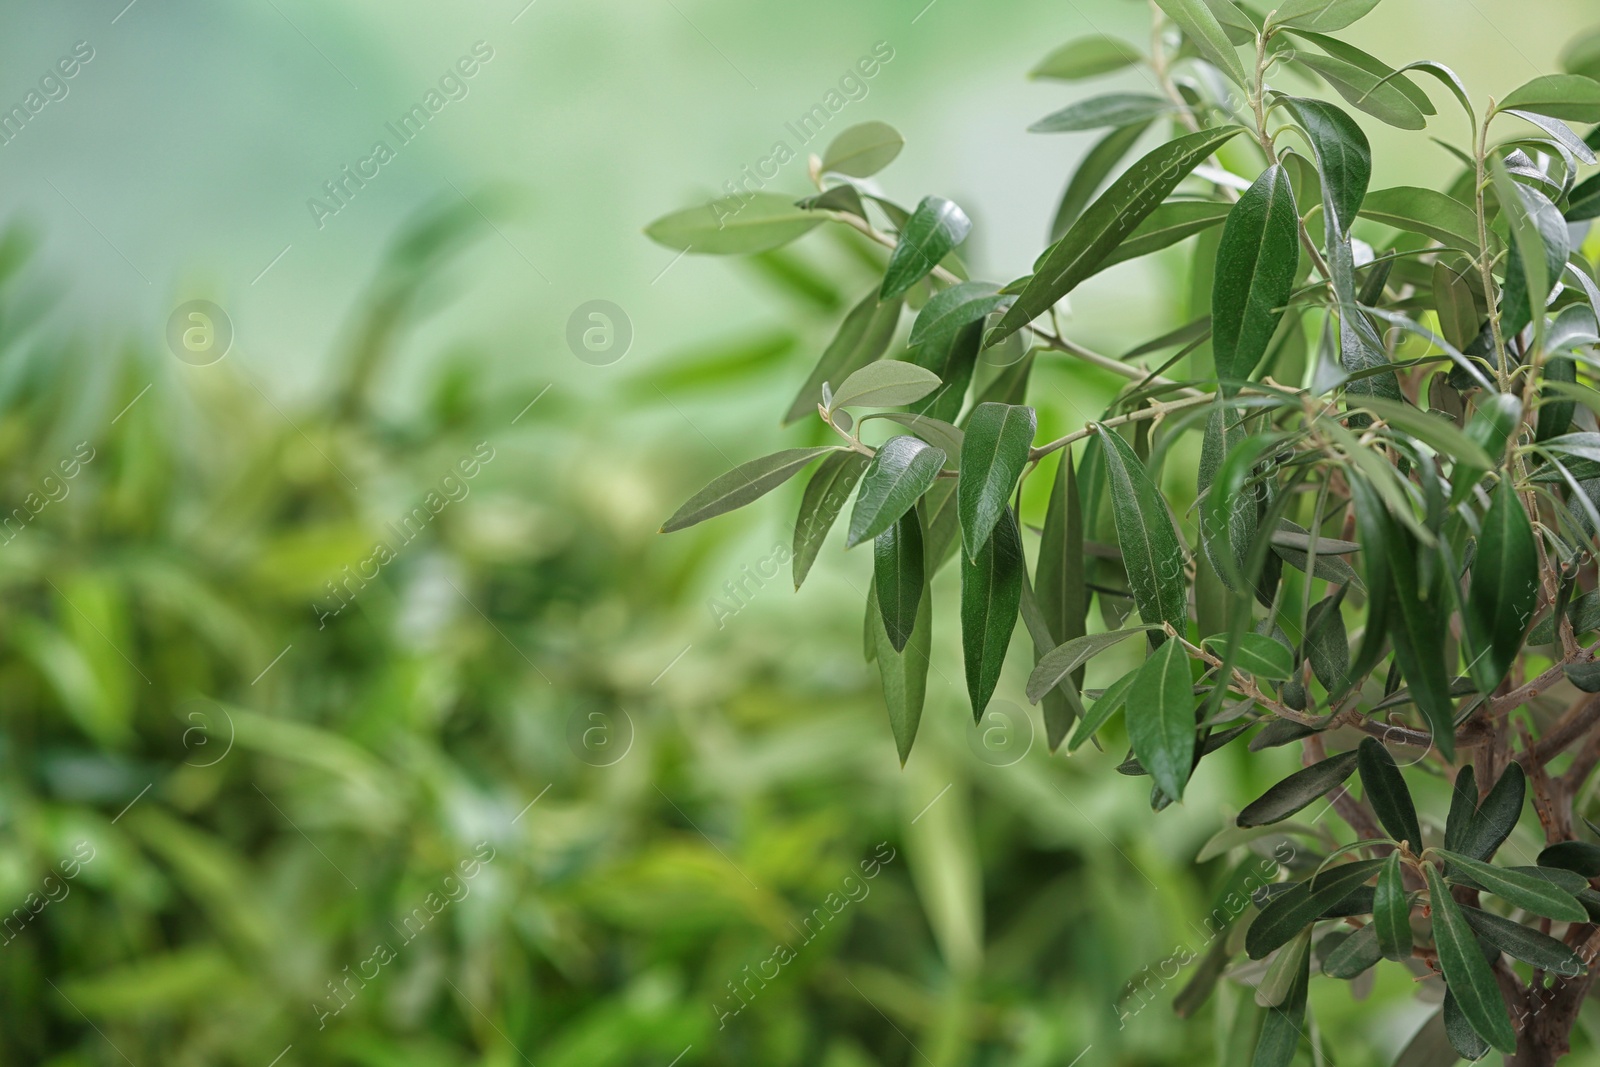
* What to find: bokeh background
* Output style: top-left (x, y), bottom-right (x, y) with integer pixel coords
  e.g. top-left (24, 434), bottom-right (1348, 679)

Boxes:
top-left (3, 1), bottom-right (1599, 1064)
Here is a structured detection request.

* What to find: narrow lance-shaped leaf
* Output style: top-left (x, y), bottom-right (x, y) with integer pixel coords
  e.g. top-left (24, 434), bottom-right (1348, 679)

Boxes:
top-left (867, 575), bottom-right (932, 766)
top-left (1269, 0), bottom-right (1383, 33)
top-left (1252, 943), bottom-right (1309, 1067)
top-left (1049, 121), bottom-right (1154, 241)
top-left (1152, 0), bottom-right (1250, 87)
top-left (1246, 859), bottom-right (1386, 959)
top-left (1030, 35), bottom-right (1144, 82)
top-left (1029, 93), bottom-right (1175, 133)
top-left (1212, 165), bottom-right (1300, 388)
top-left (1425, 863), bottom-right (1517, 1054)
top-left (1282, 97), bottom-right (1371, 233)
top-left (1374, 852), bottom-right (1412, 960)
top-left (793, 451), bottom-right (870, 589)
top-left (1444, 765), bottom-right (1477, 852)
top-left (1443, 990), bottom-right (1491, 1062)
top-left (1124, 637), bottom-right (1196, 802)
top-left (1461, 906), bottom-right (1588, 975)
top-left (1463, 478), bottom-right (1539, 693)
top-left (874, 511), bottom-right (925, 653)
top-left (1436, 848), bottom-right (1588, 922)
top-left (881, 196), bottom-right (971, 300)
top-left (645, 191), bottom-right (823, 254)
top-left (1457, 761), bottom-right (1525, 861)
top-left (847, 436), bottom-right (946, 547)
top-left (1236, 750), bottom-right (1358, 827)
top-left (785, 291), bottom-right (903, 425)
top-left (959, 403), bottom-right (1036, 560)
top-left (989, 126), bottom-right (1246, 344)
top-left (820, 121), bottom-right (904, 178)
top-left (830, 361), bottom-right (943, 411)
top-left (1201, 632), bottom-right (1293, 680)
top-left (1097, 425), bottom-right (1189, 639)
top-left (1491, 162), bottom-right (1569, 345)
top-left (961, 507), bottom-right (1023, 719)
top-left (1290, 50), bottom-right (1426, 130)
top-left (1357, 738), bottom-right (1422, 850)
top-left (1026, 625), bottom-right (1160, 703)
top-left (1035, 451), bottom-right (1088, 750)
top-left (1498, 73), bottom-right (1600, 123)
top-left (662, 447), bottom-right (840, 533)
top-left (1322, 922), bottom-right (1382, 978)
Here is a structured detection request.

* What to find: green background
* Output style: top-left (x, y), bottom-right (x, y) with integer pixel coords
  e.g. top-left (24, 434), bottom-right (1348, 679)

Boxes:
top-left (1, 0), bottom-right (1597, 1064)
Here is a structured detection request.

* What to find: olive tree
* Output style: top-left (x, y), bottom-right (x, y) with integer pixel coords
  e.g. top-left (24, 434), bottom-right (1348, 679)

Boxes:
top-left (649, 2), bottom-right (1600, 1062)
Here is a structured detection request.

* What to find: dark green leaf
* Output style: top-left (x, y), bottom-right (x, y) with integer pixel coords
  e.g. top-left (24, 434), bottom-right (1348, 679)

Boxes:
top-left (1282, 97), bottom-right (1371, 233)
top-left (1499, 74), bottom-right (1600, 123)
top-left (959, 403), bottom-right (1036, 560)
top-left (1322, 921), bottom-right (1381, 978)
top-left (1100, 200), bottom-right (1234, 268)
top-left (661, 447), bottom-right (840, 533)
top-left (1212, 165), bottom-right (1300, 387)
top-left (1030, 36), bottom-right (1144, 81)
top-left (1456, 761), bottom-right (1524, 861)
top-left (1026, 625), bottom-right (1160, 703)
top-left (1444, 765), bottom-right (1476, 852)
top-left (1539, 840), bottom-right (1600, 877)
top-left (645, 191), bottom-right (824, 254)
top-left (1565, 660), bottom-right (1600, 692)
top-left (1357, 187), bottom-right (1480, 253)
top-left (961, 507), bottom-right (1023, 719)
top-left (847, 436), bottom-right (946, 547)
top-left (1463, 479), bottom-right (1540, 693)
top-left (1569, 171), bottom-right (1600, 221)
top-left (1202, 632), bottom-right (1293, 680)
top-left (990, 126), bottom-right (1246, 344)
top-left (1374, 853), bottom-right (1412, 960)
top-left (1236, 750), bottom-right (1358, 827)
top-left (909, 281), bottom-right (1006, 347)
top-left (1246, 859), bottom-right (1385, 959)
top-left (1153, 0), bottom-right (1250, 87)
top-left (906, 319), bottom-right (981, 423)
top-left (874, 511), bottom-right (924, 653)
top-left (1036, 452), bottom-right (1088, 749)
top-left (1292, 51), bottom-right (1426, 129)
top-left (1098, 426), bottom-right (1189, 638)
top-left (1305, 594), bottom-right (1350, 692)
top-left (1357, 738), bottom-right (1422, 850)
top-left (1461, 906), bottom-right (1588, 975)
top-left (1125, 637), bottom-right (1197, 802)
top-left (864, 412), bottom-right (964, 459)
top-left (1425, 862), bottom-right (1516, 1054)
top-left (1436, 849), bottom-right (1587, 922)
top-left (867, 577), bottom-right (932, 765)
top-left (1068, 667), bottom-right (1138, 751)
top-left (1269, 0), bottom-right (1383, 32)
top-left (792, 451), bottom-right (870, 589)
top-left (1494, 167), bottom-right (1569, 340)
top-left (1443, 991), bottom-right (1491, 1062)
top-left (1252, 944), bottom-right (1308, 1067)
top-left (881, 196), bottom-right (971, 300)
top-left (784, 291), bottom-right (903, 425)
top-left (1030, 93), bottom-right (1176, 133)
top-left (820, 121), bottom-right (905, 178)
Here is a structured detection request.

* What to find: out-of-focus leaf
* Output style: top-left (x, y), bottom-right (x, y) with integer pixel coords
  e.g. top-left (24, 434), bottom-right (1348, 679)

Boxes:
top-left (1030, 93), bottom-right (1176, 133)
top-left (661, 447), bottom-right (839, 533)
top-left (867, 578), bottom-right (932, 765)
top-left (1498, 74), bottom-right (1600, 123)
top-left (1246, 859), bottom-right (1385, 959)
top-left (645, 192), bottom-right (823, 254)
top-left (1538, 840), bottom-right (1600, 877)
top-left (1322, 921), bottom-right (1382, 978)
top-left (1030, 36), bottom-right (1144, 81)
top-left (785, 291), bottom-right (903, 424)
top-left (1269, 0), bottom-right (1383, 32)
top-left (1153, 0), bottom-right (1250, 86)
top-left (821, 121), bottom-right (905, 177)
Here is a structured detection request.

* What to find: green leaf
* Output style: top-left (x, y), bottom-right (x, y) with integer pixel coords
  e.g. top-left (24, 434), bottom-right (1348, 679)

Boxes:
top-left (1493, 163), bottom-right (1569, 342)
top-left (1212, 165), bottom-right (1300, 387)
top-left (1291, 52), bottom-right (1426, 129)
top-left (1569, 172), bottom-right (1600, 222)
top-left (1202, 632), bottom-right (1293, 680)
top-left (1100, 201), bottom-right (1234, 270)
top-left (1443, 990), bottom-right (1491, 1062)
top-left (1498, 73), bottom-right (1600, 123)
top-left (831, 360), bottom-right (943, 411)
top-left (867, 577), bottom-right (932, 765)
top-left (1357, 739), bottom-right (1422, 850)
top-left (820, 121), bottom-right (905, 178)
top-left (1436, 849), bottom-right (1587, 922)
top-left (1246, 859), bottom-right (1385, 959)
top-left (863, 412), bottom-right (964, 460)
top-left (1152, 0), bottom-right (1250, 87)
top-left (1463, 479), bottom-right (1539, 693)
top-left (1068, 667), bottom-right (1138, 751)
top-left (1256, 927), bottom-right (1311, 1007)
top-left (1538, 840), bottom-right (1600, 877)
top-left (1357, 187), bottom-right (1480, 253)
top-left (1354, 396), bottom-right (1494, 468)
top-left (1425, 862), bottom-right (1516, 1054)
top-left (1374, 853), bottom-right (1412, 960)
top-left (961, 507), bottom-right (1024, 719)
top-left (1236, 749), bottom-right (1358, 827)
top-left (661, 447), bottom-right (840, 533)
top-left (1456, 761), bottom-right (1525, 861)
top-left (990, 126), bottom-right (1247, 344)
top-left (784, 291), bottom-right (903, 425)
top-left (1026, 625), bottom-right (1160, 703)
top-left (1304, 593), bottom-right (1350, 693)
top-left (848, 436), bottom-right (946, 547)
top-left (792, 451), bottom-right (870, 589)
top-left (909, 281), bottom-right (1006, 347)
top-left (874, 511), bottom-right (925, 653)
top-left (1124, 637), bottom-right (1197, 802)
top-left (881, 196), bottom-right (971, 300)
top-left (1281, 97), bottom-right (1371, 233)
top-left (1268, 0), bottom-right (1382, 32)
top-left (1323, 922), bottom-right (1382, 978)
top-left (1252, 943), bottom-right (1309, 1067)
top-left (958, 403), bottom-right (1036, 560)
top-left (1566, 661), bottom-right (1600, 692)
top-left (1052, 123), bottom-right (1156, 242)
top-left (1029, 93), bottom-right (1176, 133)
top-left (645, 191), bottom-right (823, 254)
top-left (1444, 765), bottom-right (1477, 852)
top-left (906, 320), bottom-right (980, 423)
top-left (1431, 260), bottom-right (1480, 351)
top-left (1097, 426), bottom-right (1189, 638)
top-left (1030, 36), bottom-right (1144, 81)
top-left (1461, 906), bottom-right (1588, 975)
top-left (1036, 452), bottom-right (1088, 750)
